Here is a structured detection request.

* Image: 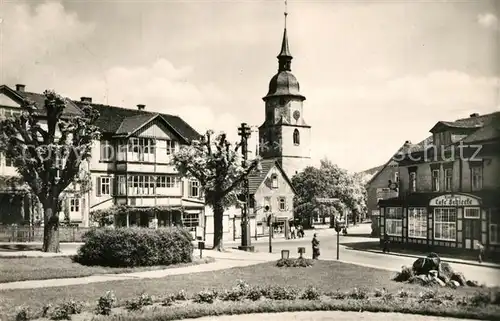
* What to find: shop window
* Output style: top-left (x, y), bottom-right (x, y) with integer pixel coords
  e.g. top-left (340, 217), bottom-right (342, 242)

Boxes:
top-left (464, 207), bottom-right (480, 219)
top-left (489, 208), bottom-right (500, 244)
top-left (408, 207), bottom-right (427, 239)
top-left (182, 212), bottom-right (200, 232)
top-left (433, 208), bottom-right (457, 241)
top-left (385, 207), bottom-right (403, 236)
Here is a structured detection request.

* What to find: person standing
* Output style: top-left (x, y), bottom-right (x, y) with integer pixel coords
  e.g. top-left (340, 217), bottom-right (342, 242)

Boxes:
top-left (312, 233), bottom-right (320, 259)
top-left (476, 241), bottom-right (485, 263)
top-left (290, 225), bottom-right (296, 239)
top-left (382, 232), bottom-right (390, 253)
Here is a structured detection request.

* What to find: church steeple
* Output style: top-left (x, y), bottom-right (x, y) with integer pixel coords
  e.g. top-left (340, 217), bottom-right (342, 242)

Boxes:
top-left (277, 3), bottom-right (292, 72)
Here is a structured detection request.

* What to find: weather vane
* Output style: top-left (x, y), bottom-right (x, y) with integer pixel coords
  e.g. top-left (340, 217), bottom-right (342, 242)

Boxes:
top-left (284, 0), bottom-right (288, 28)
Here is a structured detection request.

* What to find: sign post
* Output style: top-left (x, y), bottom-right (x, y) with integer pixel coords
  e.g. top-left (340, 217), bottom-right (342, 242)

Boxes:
top-left (334, 219), bottom-right (345, 260)
top-left (265, 205), bottom-right (272, 253)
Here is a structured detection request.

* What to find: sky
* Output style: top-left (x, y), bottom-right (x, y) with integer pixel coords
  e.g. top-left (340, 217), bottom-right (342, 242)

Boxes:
top-left (0, 0), bottom-right (499, 173)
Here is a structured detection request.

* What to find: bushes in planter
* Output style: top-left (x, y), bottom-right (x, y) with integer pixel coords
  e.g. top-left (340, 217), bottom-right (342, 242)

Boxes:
top-left (74, 227), bottom-right (193, 267)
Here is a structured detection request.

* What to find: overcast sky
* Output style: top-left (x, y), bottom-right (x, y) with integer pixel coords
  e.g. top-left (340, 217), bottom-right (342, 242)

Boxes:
top-left (1, 0), bottom-right (499, 172)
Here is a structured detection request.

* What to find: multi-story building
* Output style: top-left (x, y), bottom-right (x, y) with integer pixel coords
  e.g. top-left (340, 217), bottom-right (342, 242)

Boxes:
top-left (379, 112), bottom-right (500, 254)
top-left (0, 84), bottom-right (205, 236)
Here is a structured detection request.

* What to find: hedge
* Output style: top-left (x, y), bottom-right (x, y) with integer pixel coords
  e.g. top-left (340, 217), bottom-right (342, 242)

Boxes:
top-left (74, 227), bottom-right (194, 267)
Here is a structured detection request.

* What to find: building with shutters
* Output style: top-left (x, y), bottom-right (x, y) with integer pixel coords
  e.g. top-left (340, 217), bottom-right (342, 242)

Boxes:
top-left (0, 84), bottom-right (205, 237)
top-left (378, 111), bottom-right (500, 254)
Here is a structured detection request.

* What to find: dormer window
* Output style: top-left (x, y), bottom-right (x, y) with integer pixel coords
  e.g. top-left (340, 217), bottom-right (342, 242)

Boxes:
top-left (271, 174), bottom-right (278, 189)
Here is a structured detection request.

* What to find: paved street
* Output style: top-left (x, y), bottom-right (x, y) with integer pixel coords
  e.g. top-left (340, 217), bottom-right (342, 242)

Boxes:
top-left (251, 227), bottom-right (500, 287)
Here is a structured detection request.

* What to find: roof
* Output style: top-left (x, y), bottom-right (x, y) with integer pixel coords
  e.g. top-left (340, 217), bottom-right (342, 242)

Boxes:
top-left (0, 85), bottom-right (84, 117)
top-left (247, 159), bottom-right (296, 195)
top-left (73, 102), bottom-right (201, 142)
top-left (429, 111), bottom-right (500, 143)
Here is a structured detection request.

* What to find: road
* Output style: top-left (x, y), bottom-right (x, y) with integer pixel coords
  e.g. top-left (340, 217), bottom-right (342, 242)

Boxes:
top-left (251, 228), bottom-right (500, 287)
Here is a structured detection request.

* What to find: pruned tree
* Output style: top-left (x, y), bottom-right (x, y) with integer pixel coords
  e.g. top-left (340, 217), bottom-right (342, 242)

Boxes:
top-left (0, 90), bottom-right (100, 252)
top-left (172, 130), bottom-right (260, 251)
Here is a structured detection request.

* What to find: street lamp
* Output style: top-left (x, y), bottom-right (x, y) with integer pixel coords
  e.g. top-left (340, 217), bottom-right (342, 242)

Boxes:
top-left (237, 123), bottom-right (254, 252)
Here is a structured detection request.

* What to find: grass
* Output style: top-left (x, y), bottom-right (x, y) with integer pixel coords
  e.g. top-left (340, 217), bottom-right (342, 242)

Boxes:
top-left (0, 256), bottom-right (215, 283)
top-left (1, 260), bottom-right (497, 320)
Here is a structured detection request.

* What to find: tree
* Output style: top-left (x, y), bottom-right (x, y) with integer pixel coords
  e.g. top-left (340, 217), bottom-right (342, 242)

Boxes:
top-left (0, 91), bottom-right (100, 252)
top-left (171, 130), bottom-right (260, 251)
top-left (293, 159), bottom-right (367, 227)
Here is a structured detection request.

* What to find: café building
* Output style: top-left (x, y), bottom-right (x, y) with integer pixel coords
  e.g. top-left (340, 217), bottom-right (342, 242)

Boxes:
top-left (378, 112), bottom-right (500, 254)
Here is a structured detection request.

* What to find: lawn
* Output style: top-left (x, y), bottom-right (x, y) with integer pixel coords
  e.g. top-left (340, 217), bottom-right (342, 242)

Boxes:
top-left (0, 256), bottom-right (215, 283)
top-left (0, 260), bottom-right (494, 318)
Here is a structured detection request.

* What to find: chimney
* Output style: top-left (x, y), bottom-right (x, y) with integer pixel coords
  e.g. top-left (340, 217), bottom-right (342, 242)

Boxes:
top-left (470, 113), bottom-right (479, 118)
top-left (404, 140), bottom-right (412, 146)
top-left (15, 84), bottom-right (25, 92)
top-left (80, 97), bottom-right (92, 103)
top-left (137, 104), bottom-right (145, 110)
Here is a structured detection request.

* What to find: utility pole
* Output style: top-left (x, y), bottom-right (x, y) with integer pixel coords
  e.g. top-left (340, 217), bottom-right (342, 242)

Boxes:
top-left (238, 123), bottom-right (254, 252)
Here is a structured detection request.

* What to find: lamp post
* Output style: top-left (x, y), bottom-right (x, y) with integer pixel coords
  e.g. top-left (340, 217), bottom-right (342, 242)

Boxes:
top-left (237, 123), bottom-right (254, 252)
top-left (265, 206), bottom-right (272, 253)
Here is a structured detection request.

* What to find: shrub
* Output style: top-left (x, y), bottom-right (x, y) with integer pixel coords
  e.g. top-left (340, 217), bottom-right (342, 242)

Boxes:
top-left (193, 290), bottom-right (218, 304)
top-left (269, 286), bottom-right (299, 300)
top-left (246, 287), bottom-right (263, 301)
top-left (96, 291), bottom-right (116, 316)
top-left (373, 288), bottom-right (385, 297)
top-left (75, 227), bottom-right (193, 267)
top-left (397, 289), bottom-right (410, 298)
top-left (174, 290), bottom-right (188, 301)
top-left (15, 306), bottom-right (30, 321)
top-left (125, 293), bottom-right (153, 311)
top-left (41, 304), bottom-right (52, 318)
top-left (276, 258), bottom-right (314, 268)
top-left (347, 288), bottom-right (368, 300)
top-left (300, 286), bottom-right (321, 300)
top-left (419, 289), bottom-right (437, 302)
top-left (220, 280), bottom-right (252, 301)
top-left (393, 265), bottom-right (413, 282)
top-left (327, 290), bottom-right (347, 300)
top-left (467, 291), bottom-right (492, 306)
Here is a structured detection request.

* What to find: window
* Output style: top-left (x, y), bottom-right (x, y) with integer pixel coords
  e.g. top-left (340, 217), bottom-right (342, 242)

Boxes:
top-left (100, 177), bottom-right (111, 195)
top-left (126, 175), bottom-right (156, 195)
top-left (100, 140), bottom-right (113, 161)
top-left (293, 129), bottom-right (300, 145)
top-left (471, 166), bottom-right (482, 191)
top-left (182, 212), bottom-right (200, 232)
top-left (394, 171), bottom-right (399, 183)
top-left (464, 207), bottom-right (480, 219)
top-left (444, 168), bottom-right (452, 191)
top-left (385, 207), bottom-right (403, 236)
top-left (5, 155), bottom-right (12, 167)
top-left (431, 169), bottom-right (440, 192)
top-left (117, 175), bottom-right (126, 195)
top-left (279, 197), bottom-right (286, 211)
top-left (189, 180), bottom-right (199, 198)
top-left (128, 138), bottom-right (155, 162)
top-left (271, 174), bottom-right (278, 189)
top-left (70, 198), bottom-right (80, 212)
top-left (166, 140), bottom-right (176, 155)
top-left (434, 208), bottom-right (457, 241)
top-left (409, 172), bottom-right (417, 192)
top-left (408, 207), bottom-right (427, 238)
top-left (490, 208), bottom-right (500, 244)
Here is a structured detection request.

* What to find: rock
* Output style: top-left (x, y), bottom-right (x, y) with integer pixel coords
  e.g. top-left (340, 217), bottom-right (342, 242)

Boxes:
top-left (432, 276), bottom-right (446, 287)
top-left (451, 272), bottom-right (467, 286)
top-left (446, 280), bottom-right (458, 289)
top-left (466, 280), bottom-right (479, 287)
top-left (451, 280), bottom-right (460, 287)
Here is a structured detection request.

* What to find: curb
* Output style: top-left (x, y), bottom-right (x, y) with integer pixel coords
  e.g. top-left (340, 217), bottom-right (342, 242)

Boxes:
top-left (347, 247), bottom-right (500, 269)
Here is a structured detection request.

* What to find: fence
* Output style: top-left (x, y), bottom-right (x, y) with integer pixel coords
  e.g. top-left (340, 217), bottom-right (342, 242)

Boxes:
top-left (0, 225), bottom-right (93, 243)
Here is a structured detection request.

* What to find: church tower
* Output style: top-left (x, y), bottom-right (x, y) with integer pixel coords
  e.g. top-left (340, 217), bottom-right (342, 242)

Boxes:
top-left (258, 5), bottom-right (311, 178)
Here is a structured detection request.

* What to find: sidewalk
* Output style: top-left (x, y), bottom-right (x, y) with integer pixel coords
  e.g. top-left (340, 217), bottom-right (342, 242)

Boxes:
top-left (0, 249), bottom-right (278, 290)
top-left (347, 247), bottom-right (500, 269)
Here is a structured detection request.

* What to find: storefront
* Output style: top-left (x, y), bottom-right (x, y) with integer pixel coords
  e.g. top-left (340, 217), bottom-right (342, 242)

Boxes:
top-left (378, 192), bottom-right (500, 253)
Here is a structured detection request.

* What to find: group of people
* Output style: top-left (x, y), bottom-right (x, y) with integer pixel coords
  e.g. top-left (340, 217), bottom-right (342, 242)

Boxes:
top-left (289, 224), bottom-right (305, 239)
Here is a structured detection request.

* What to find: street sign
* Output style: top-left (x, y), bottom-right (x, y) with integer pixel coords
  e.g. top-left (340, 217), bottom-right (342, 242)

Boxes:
top-left (315, 197), bottom-right (339, 204)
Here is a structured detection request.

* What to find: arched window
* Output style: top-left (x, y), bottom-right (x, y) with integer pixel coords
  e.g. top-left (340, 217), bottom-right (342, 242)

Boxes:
top-left (271, 174), bottom-right (278, 189)
top-left (293, 129), bottom-right (300, 145)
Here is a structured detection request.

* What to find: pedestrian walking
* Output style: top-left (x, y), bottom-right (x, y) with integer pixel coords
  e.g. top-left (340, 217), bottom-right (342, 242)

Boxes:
top-left (312, 233), bottom-right (320, 259)
top-left (476, 241), bottom-right (485, 263)
top-left (382, 232), bottom-right (390, 253)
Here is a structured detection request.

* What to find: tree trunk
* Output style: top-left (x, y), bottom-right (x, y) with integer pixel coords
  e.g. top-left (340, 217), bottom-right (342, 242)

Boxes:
top-left (212, 198), bottom-right (224, 251)
top-left (42, 201), bottom-right (60, 253)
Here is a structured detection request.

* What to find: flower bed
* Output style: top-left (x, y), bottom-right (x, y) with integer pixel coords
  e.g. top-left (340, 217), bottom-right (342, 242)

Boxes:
top-left (13, 280), bottom-right (500, 321)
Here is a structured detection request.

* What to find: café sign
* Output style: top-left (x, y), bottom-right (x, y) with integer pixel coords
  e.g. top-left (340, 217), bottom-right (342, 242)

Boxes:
top-left (429, 194), bottom-right (480, 207)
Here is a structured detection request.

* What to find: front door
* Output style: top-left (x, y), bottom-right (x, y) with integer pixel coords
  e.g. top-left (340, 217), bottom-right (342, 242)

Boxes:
top-left (464, 219), bottom-right (481, 249)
